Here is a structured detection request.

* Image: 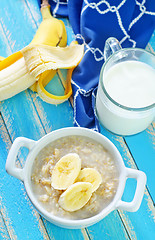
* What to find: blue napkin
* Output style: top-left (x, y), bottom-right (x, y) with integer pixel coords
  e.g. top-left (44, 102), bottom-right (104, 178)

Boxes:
top-left (48, 0), bottom-right (155, 131)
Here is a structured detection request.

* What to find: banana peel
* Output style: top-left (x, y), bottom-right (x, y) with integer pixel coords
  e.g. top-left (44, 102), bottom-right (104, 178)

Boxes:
top-left (21, 41), bottom-right (84, 104)
top-left (22, 42), bottom-right (84, 79)
top-left (37, 68), bottom-right (73, 104)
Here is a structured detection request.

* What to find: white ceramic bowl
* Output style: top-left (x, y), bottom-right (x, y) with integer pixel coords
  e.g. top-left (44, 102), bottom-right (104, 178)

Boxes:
top-left (5, 127), bottom-right (146, 229)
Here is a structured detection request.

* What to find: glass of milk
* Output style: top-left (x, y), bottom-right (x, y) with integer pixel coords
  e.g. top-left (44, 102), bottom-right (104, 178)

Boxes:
top-left (96, 37), bottom-right (155, 136)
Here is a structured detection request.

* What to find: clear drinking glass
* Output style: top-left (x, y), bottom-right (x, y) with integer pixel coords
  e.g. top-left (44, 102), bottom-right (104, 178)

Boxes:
top-left (96, 37), bottom-right (155, 136)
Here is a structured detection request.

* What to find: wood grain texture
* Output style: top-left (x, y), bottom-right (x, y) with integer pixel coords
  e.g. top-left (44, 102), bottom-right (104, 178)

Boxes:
top-left (99, 126), bottom-right (155, 240)
top-left (0, 115), bottom-right (51, 240)
top-left (125, 126), bottom-right (155, 201)
top-left (0, 211), bottom-right (10, 240)
top-left (147, 30), bottom-right (155, 53)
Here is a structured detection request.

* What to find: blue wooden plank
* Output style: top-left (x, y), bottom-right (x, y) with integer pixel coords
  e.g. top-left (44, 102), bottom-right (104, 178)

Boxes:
top-left (99, 125), bottom-right (155, 240)
top-left (0, 93), bottom-right (45, 140)
top-left (147, 30), bottom-right (155, 52)
top-left (0, 23), bottom-right (12, 58)
top-left (124, 125), bottom-right (155, 201)
top-left (29, 89), bottom-right (74, 133)
top-left (87, 211), bottom-right (129, 240)
top-left (0, 212), bottom-right (10, 240)
top-left (43, 220), bottom-right (87, 240)
top-left (0, 116), bottom-right (50, 240)
top-left (0, 0), bottom-right (38, 51)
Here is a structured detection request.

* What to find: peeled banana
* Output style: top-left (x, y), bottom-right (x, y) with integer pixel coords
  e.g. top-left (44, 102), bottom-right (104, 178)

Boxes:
top-left (0, 56), bottom-right (35, 101)
top-left (50, 151), bottom-right (103, 212)
top-left (51, 153), bottom-right (81, 190)
top-left (0, 2), bottom-right (84, 103)
top-left (76, 168), bottom-right (102, 192)
top-left (58, 182), bottom-right (93, 212)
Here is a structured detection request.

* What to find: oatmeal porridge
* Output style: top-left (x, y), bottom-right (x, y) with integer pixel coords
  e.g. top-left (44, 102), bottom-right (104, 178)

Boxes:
top-left (31, 135), bottom-right (119, 220)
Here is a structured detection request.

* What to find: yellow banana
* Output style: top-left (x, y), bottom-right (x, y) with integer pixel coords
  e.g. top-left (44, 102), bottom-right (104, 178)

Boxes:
top-left (31, 4), bottom-right (67, 47)
top-left (58, 182), bottom-right (93, 212)
top-left (76, 168), bottom-right (102, 192)
top-left (51, 153), bottom-right (81, 190)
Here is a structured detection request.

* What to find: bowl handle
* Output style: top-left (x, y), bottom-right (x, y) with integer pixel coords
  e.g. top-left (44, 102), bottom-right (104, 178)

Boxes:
top-left (116, 168), bottom-right (146, 212)
top-left (5, 137), bottom-right (36, 181)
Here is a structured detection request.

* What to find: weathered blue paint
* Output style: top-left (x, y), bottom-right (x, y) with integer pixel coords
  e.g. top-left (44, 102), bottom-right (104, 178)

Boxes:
top-left (100, 125), bottom-right (155, 240)
top-left (125, 126), bottom-right (155, 201)
top-left (0, 116), bottom-right (49, 240)
top-left (0, 211), bottom-right (10, 240)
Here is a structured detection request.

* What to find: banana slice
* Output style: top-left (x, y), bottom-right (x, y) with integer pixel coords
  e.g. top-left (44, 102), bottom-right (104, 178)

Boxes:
top-left (58, 182), bottom-right (93, 212)
top-left (76, 168), bottom-right (102, 192)
top-left (51, 153), bottom-right (81, 190)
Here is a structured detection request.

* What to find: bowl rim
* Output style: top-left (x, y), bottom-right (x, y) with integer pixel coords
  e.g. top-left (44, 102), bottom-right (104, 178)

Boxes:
top-left (23, 127), bottom-right (126, 227)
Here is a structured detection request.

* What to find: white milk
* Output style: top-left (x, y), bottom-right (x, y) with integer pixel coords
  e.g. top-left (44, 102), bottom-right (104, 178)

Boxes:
top-left (104, 61), bottom-right (155, 108)
top-left (96, 61), bottom-right (155, 135)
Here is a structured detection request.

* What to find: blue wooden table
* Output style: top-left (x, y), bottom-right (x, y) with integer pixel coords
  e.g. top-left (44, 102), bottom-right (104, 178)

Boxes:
top-left (0, 1), bottom-right (155, 239)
